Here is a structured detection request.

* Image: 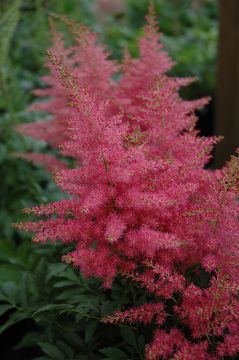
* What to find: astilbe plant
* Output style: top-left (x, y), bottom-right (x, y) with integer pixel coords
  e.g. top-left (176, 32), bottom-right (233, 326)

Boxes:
top-left (16, 9), bottom-right (239, 360)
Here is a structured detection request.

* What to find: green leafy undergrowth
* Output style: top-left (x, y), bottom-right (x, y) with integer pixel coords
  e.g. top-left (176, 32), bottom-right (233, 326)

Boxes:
top-left (0, 239), bottom-right (148, 359)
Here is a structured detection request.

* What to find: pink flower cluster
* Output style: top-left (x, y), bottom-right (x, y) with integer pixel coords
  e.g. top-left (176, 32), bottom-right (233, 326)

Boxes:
top-left (17, 9), bottom-right (239, 359)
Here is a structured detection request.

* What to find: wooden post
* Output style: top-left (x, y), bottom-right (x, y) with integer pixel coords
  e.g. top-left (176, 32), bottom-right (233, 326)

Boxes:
top-left (215, 0), bottom-right (239, 167)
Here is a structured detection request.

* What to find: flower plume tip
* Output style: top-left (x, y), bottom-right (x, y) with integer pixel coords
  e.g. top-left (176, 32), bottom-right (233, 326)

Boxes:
top-left (62, 254), bottom-right (74, 264)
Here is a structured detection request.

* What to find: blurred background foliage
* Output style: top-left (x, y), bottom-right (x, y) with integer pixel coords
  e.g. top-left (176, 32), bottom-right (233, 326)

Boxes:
top-left (0, 0), bottom-right (218, 358)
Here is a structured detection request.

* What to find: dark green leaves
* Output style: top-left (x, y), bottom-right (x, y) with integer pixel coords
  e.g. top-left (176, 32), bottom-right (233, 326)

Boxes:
top-left (45, 263), bottom-right (69, 283)
top-left (100, 347), bottom-right (128, 359)
top-left (120, 327), bottom-right (137, 348)
top-left (1, 281), bottom-right (18, 302)
top-left (37, 342), bottom-right (65, 360)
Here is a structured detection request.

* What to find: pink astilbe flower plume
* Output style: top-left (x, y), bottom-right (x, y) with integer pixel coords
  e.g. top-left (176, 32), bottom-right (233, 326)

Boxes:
top-left (116, 5), bottom-right (209, 128)
top-left (16, 25), bottom-right (72, 171)
top-left (17, 16), bottom-right (118, 171)
top-left (15, 8), bottom-right (239, 359)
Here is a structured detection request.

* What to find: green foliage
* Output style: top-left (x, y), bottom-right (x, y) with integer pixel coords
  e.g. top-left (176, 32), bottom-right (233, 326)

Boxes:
top-left (0, 0), bottom-right (21, 84)
top-left (0, 240), bottom-right (149, 359)
top-left (159, 0), bottom-right (218, 97)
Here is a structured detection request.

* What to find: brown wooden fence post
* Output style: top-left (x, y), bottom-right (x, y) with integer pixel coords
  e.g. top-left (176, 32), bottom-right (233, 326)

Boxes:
top-left (215, 0), bottom-right (239, 167)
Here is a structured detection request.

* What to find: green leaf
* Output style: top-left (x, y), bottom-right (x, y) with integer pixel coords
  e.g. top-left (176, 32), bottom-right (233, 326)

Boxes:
top-left (45, 263), bottom-right (68, 283)
top-left (120, 327), bottom-right (137, 349)
top-left (85, 320), bottom-right (97, 344)
top-left (33, 303), bottom-right (74, 316)
top-left (15, 331), bottom-right (40, 349)
top-left (63, 268), bottom-right (80, 282)
top-left (53, 280), bottom-right (75, 288)
top-left (61, 332), bottom-right (84, 348)
top-left (1, 281), bottom-right (18, 302)
top-left (56, 289), bottom-right (84, 301)
top-left (38, 342), bottom-right (65, 360)
top-left (56, 340), bottom-right (74, 359)
top-left (76, 296), bottom-right (100, 309)
top-left (99, 347), bottom-right (128, 359)
top-left (19, 272), bottom-right (30, 307)
top-left (0, 303), bottom-right (12, 316)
